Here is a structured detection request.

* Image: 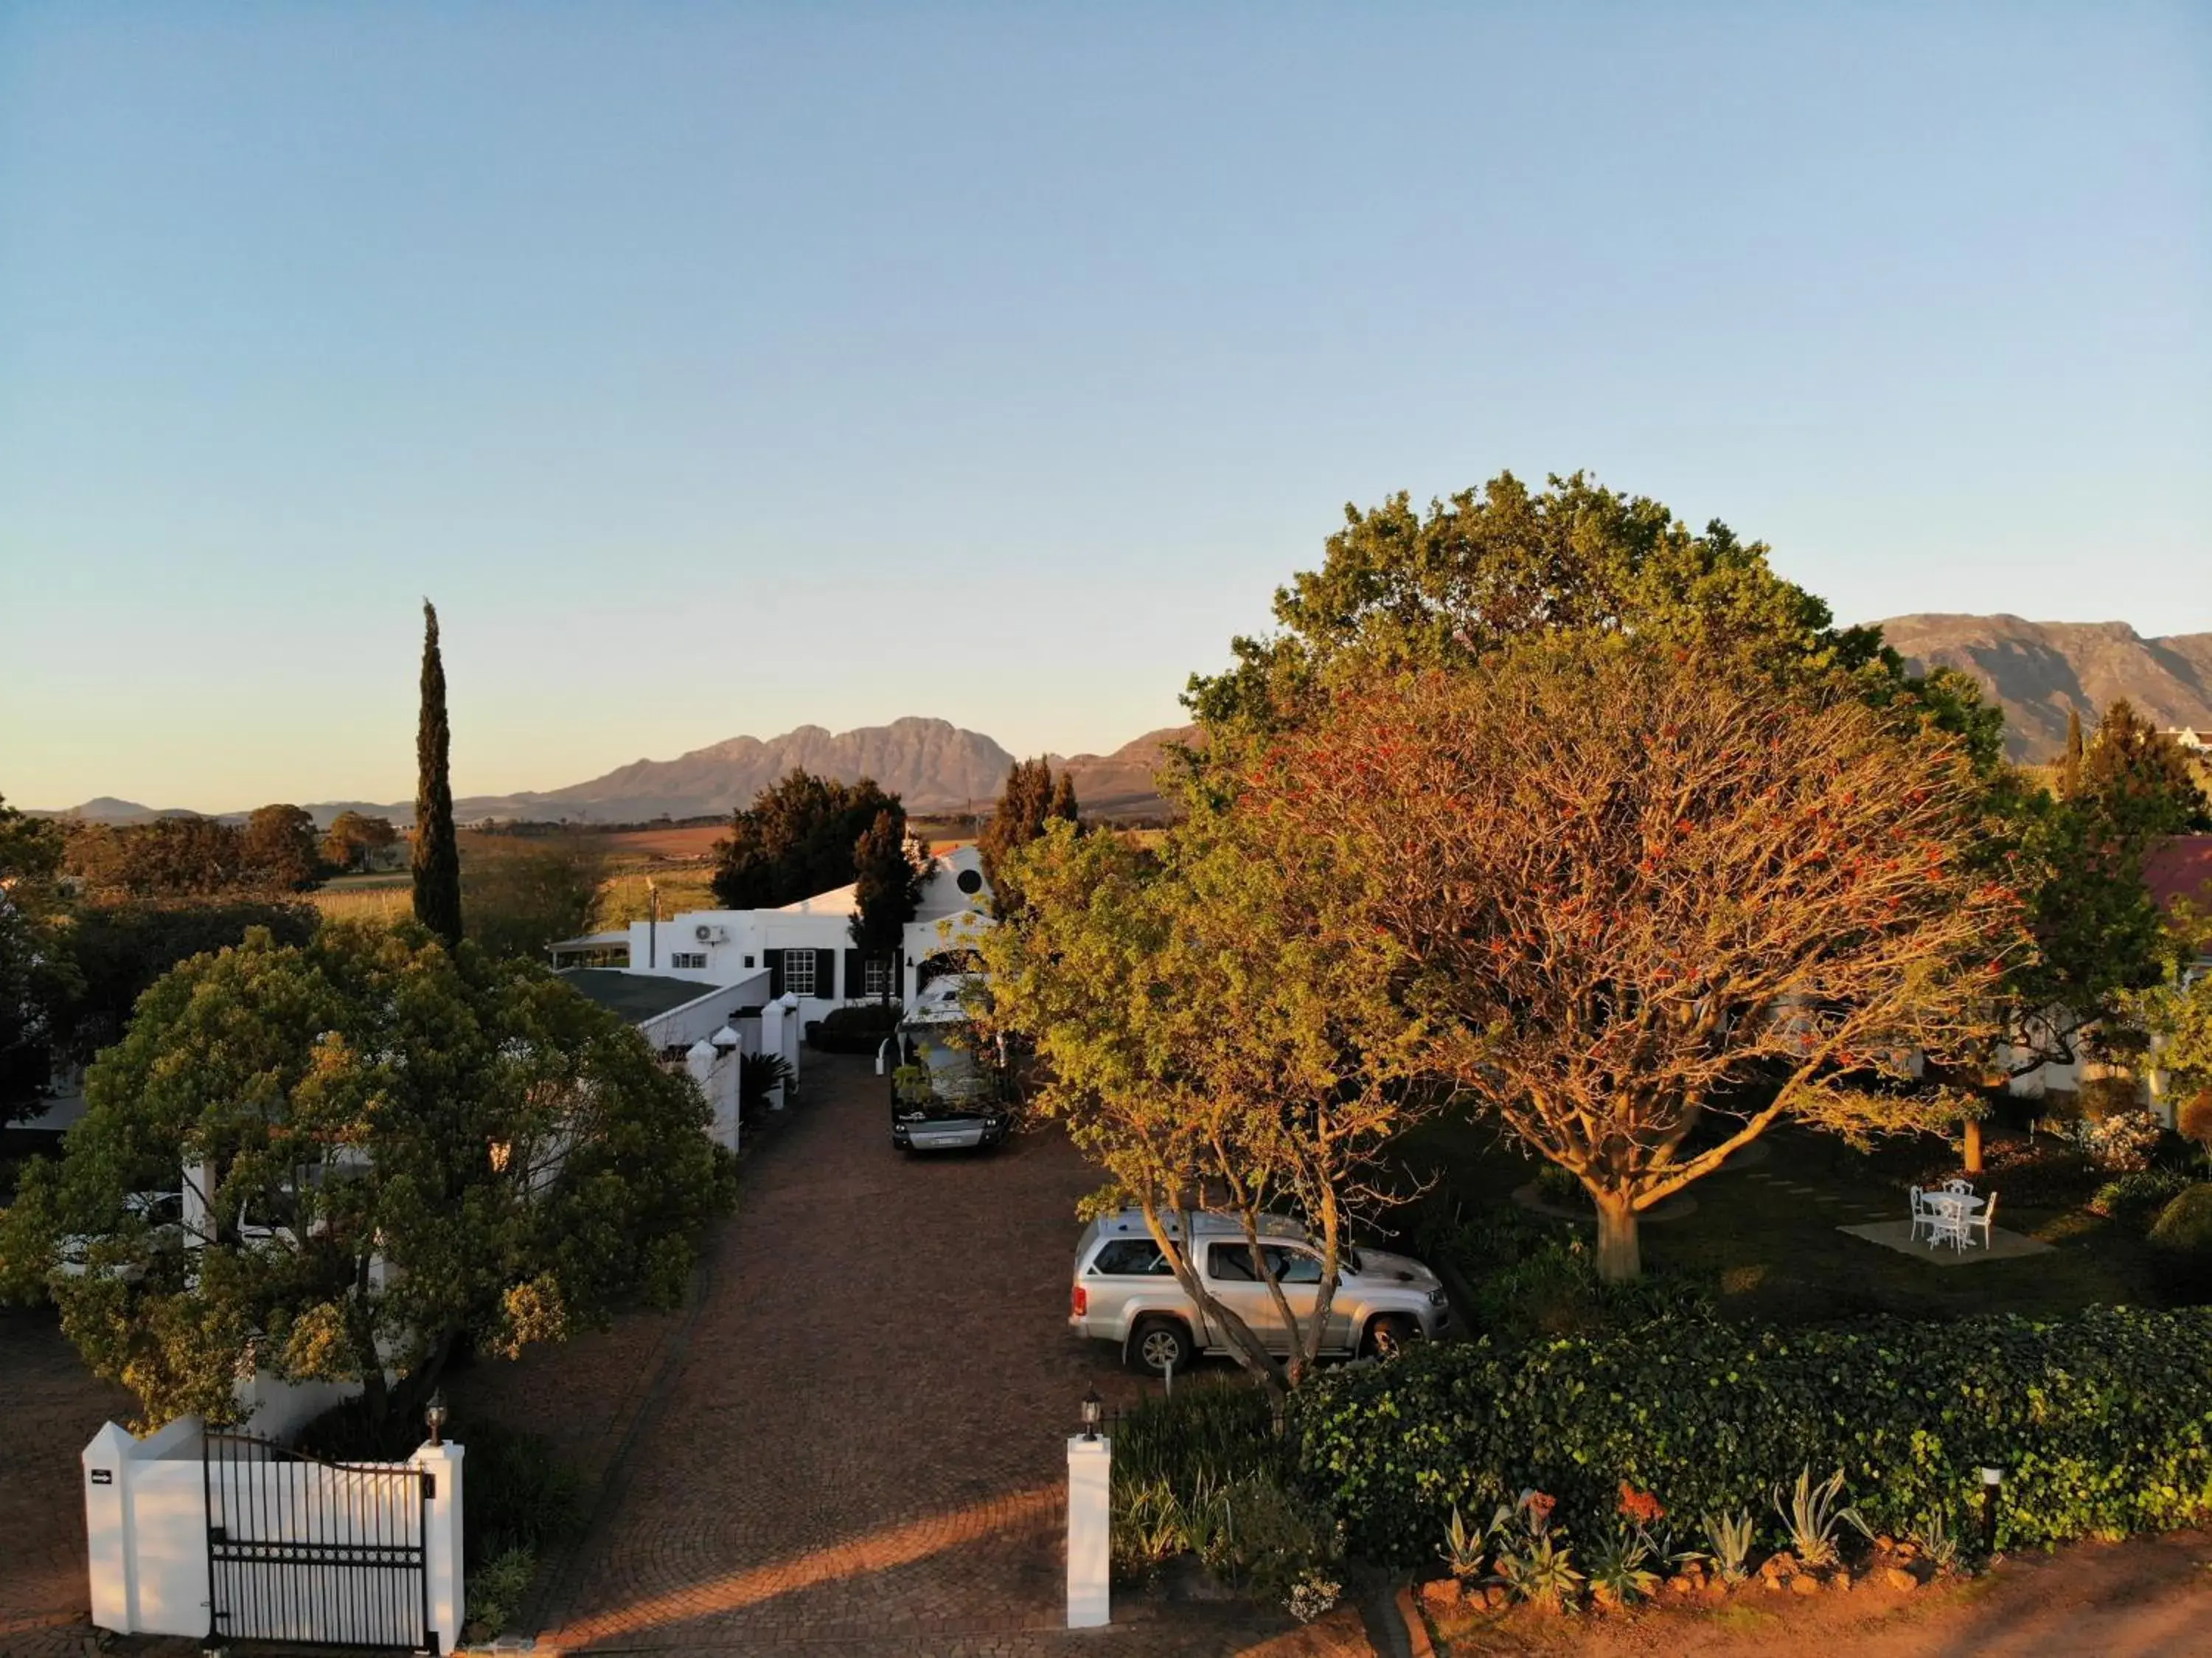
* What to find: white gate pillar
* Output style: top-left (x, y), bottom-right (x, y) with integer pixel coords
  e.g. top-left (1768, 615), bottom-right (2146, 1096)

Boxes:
top-left (1066, 1432), bottom-right (1110, 1628)
top-left (83, 1421), bottom-right (135, 1634)
top-left (412, 1440), bottom-right (465, 1655)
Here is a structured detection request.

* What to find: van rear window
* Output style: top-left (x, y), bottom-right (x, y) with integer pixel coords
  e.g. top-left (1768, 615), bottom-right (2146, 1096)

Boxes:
top-left (1089, 1238), bottom-right (1172, 1276)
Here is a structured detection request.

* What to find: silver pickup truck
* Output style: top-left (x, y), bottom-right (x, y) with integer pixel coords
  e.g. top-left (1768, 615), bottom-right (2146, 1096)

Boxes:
top-left (1068, 1208), bottom-right (1452, 1373)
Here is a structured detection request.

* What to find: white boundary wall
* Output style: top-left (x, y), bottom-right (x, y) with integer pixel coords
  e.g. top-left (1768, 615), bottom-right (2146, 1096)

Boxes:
top-left (83, 1417), bottom-right (463, 1654)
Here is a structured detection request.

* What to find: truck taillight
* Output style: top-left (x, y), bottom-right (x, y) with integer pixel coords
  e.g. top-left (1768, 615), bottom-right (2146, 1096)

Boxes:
top-left (1071, 1283), bottom-right (1088, 1317)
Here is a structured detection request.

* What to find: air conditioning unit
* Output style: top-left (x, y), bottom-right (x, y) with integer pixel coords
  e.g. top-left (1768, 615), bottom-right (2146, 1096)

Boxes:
top-left (694, 924), bottom-right (729, 944)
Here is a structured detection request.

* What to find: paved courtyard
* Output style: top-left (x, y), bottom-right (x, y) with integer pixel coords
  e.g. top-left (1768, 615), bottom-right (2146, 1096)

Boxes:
top-left (464, 1052), bottom-right (1365, 1656)
top-left (0, 1305), bottom-right (139, 1657)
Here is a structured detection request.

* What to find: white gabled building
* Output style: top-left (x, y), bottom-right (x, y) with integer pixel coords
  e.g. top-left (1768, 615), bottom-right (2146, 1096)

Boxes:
top-left (552, 844), bottom-right (995, 1027)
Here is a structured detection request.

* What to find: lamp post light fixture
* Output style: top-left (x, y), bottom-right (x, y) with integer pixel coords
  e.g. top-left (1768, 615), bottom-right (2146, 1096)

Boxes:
top-left (1080, 1386), bottom-right (1103, 1443)
top-left (425, 1390), bottom-right (448, 1448)
top-left (1978, 1466), bottom-right (2003, 1554)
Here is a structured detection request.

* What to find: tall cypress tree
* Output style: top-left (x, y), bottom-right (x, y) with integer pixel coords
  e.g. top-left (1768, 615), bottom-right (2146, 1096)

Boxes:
top-left (411, 601), bottom-right (465, 946)
top-left (2059, 707), bottom-right (2084, 799)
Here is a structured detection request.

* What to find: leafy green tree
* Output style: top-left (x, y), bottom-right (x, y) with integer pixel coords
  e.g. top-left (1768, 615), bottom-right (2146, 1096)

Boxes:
top-left (65, 816), bottom-right (247, 898)
top-left (978, 817), bottom-right (1422, 1398)
top-left (412, 601), bottom-right (465, 945)
top-left (1239, 639), bottom-right (2025, 1281)
top-left (1183, 469), bottom-right (2002, 771)
top-left (977, 757), bottom-right (1079, 917)
top-left (321, 811), bottom-right (399, 874)
top-left (708, 771), bottom-right (899, 909)
top-left (1985, 706), bottom-right (2211, 1090)
top-left (2080, 699), bottom-right (2211, 836)
top-left (1, 795), bottom-right (79, 1122)
top-left (58, 900), bottom-right (319, 1061)
top-left (464, 834), bottom-right (611, 961)
top-left (848, 808), bottom-right (931, 1002)
top-left (242, 804), bottom-right (326, 892)
top-left (0, 922), bottom-right (728, 1431)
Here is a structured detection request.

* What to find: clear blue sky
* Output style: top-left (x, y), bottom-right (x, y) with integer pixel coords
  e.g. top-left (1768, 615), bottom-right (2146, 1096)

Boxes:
top-left (3, 3), bottom-right (2206, 813)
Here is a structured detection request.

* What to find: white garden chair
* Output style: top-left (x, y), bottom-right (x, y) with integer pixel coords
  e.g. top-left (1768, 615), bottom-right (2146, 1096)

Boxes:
top-left (1907, 1186), bottom-right (1936, 1244)
top-left (1965, 1190), bottom-right (1997, 1251)
top-left (1942, 1178), bottom-right (1975, 1196)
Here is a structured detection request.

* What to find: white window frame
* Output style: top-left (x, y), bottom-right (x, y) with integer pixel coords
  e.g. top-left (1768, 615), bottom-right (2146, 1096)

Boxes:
top-left (863, 956), bottom-right (894, 997)
top-left (669, 951), bottom-right (707, 970)
top-left (782, 951), bottom-right (817, 996)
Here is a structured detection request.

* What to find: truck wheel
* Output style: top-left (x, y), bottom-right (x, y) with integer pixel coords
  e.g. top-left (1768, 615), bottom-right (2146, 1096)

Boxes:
top-left (1361, 1314), bottom-right (1419, 1358)
top-left (1128, 1317), bottom-right (1193, 1376)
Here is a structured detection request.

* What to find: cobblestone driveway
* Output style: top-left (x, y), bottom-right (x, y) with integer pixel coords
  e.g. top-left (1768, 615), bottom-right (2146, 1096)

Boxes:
top-left (0, 1305), bottom-right (136, 1657)
top-left (0, 1055), bottom-right (1374, 1657)
top-left (507, 1053), bottom-right (1374, 1655)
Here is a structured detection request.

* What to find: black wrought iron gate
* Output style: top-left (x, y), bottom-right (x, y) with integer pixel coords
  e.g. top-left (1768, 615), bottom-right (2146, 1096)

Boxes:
top-left (204, 1429), bottom-right (434, 1651)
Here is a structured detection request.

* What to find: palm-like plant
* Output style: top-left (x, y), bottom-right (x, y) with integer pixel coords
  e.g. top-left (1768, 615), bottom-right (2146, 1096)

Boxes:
top-left (1437, 1504), bottom-right (1489, 1581)
top-left (1700, 1508), bottom-right (1758, 1584)
top-left (1772, 1468), bottom-right (1869, 1569)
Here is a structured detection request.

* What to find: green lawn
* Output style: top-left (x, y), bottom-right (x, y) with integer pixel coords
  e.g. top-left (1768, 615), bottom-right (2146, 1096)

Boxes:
top-left (1399, 1117), bottom-right (2167, 1328)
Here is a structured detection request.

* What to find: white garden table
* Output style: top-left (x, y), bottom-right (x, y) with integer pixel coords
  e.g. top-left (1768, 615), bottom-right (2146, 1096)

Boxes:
top-left (1920, 1189), bottom-right (1986, 1251)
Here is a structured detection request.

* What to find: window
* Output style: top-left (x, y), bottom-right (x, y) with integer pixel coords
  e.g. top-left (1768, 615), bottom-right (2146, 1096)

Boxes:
top-left (1089, 1239), bottom-right (1172, 1277)
top-left (742, 954), bottom-right (754, 968)
top-left (1206, 1241), bottom-right (1320, 1283)
top-left (670, 952), bottom-right (707, 970)
top-left (782, 951), bottom-right (816, 995)
top-left (863, 956), bottom-right (894, 996)
top-left (1207, 1242), bottom-right (1259, 1282)
top-left (1264, 1246), bottom-right (1323, 1285)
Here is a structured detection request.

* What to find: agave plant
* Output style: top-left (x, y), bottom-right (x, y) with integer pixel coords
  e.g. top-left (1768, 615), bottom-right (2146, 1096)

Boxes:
top-left (1772, 1468), bottom-right (1869, 1570)
top-left (1907, 1508), bottom-right (1963, 1575)
top-left (1700, 1508), bottom-right (1758, 1584)
top-left (1586, 1527), bottom-right (1660, 1605)
top-left (1437, 1504), bottom-right (1490, 1581)
top-left (1492, 1490), bottom-right (1584, 1607)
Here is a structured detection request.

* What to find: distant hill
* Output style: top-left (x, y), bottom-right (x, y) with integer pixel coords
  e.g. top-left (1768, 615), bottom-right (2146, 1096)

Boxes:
top-left (37, 717), bottom-right (1189, 828)
top-left (44, 797), bottom-right (209, 825)
top-left (1051, 726), bottom-right (1195, 819)
top-left (1877, 615), bottom-right (2212, 763)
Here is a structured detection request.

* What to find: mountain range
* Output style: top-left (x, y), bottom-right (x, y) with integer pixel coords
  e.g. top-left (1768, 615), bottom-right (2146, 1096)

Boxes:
top-left (44, 719), bottom-right (1196, 828)
top-left (1879, 616), bottom-right (2212, 762)
top-left (40, 614), bottom-right (2212, 825)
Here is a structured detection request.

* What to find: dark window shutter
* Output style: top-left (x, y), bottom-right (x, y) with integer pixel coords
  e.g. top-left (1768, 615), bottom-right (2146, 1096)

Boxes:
top-left (765, 948), bottom-right (785, 998)
top-left (845, 949), bottom-right (863, 999)
top-left (816, 948), bottom-right (838, 999)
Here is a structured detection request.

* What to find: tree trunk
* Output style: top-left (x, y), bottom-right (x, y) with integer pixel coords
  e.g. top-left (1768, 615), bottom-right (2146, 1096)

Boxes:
top-left (1963, 1116), bottom-right (1984, 1174)
top-left (1594, 1192), bottom-right (1642, 1283)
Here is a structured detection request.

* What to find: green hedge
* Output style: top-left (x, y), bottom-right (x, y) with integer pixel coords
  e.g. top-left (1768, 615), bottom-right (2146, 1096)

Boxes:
top-left (808, 1002), bottom-right (902, 1053)
top-left (1288, 1306), bottom-right (2212, 1561)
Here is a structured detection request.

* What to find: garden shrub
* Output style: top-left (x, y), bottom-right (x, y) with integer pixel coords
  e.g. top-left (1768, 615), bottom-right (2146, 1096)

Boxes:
top-left (2149, 1184), bottom-right (2212, 1299)
top-left (1288, 1305), bottom-right (2212, 1563)
top-left (2079, 1075), bottom-right (2145, 1123)
top-left (2065, 1109), bottom-right (2164, 1173)
top-left (2090, 1168), bottom-right (2195, 1228)
top-left (808, 1002), bottom-right (903, 1053)
top-left (1531, 1162), bottom-right (1588, 1209)
top-left (461, 1419), bottom-right (588, 1564)
top-left (465, 1544), bottom-right (536, 1637)
top-left (1112, 1377), bottom-right (1282, 1494)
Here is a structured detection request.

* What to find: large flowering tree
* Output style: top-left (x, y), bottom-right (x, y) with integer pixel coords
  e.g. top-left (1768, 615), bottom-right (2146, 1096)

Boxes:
top-left (1247, 640), bottom-right (2030, 1280)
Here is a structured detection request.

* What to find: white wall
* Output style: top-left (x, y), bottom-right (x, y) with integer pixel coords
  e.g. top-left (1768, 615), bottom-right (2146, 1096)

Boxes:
top-left (84, 1418), bottom-right (463, 1654)
top-left (633, 972), bottom-right (773, 1052)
